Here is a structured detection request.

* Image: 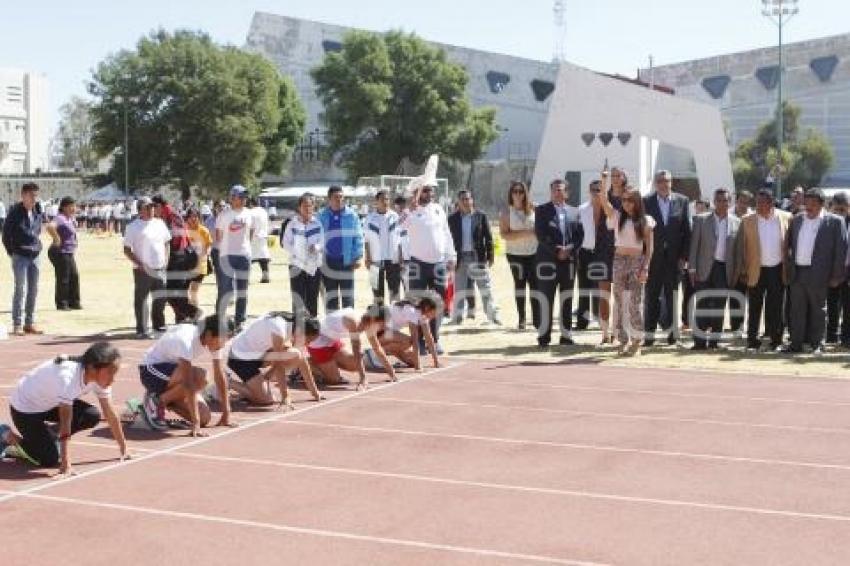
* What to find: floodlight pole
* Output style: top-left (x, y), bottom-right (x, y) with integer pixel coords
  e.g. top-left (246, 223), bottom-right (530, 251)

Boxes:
top-left (762, 0), bottom-right (799, 199)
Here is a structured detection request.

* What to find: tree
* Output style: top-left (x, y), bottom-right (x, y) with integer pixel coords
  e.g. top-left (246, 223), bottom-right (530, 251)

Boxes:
top-left (55, 96), bottom-right (97, 172)
top-left (311, 30), bottom-right (498, 180)
top-left (89, 30), bottom-right (305, 193)
top-left (733, 101), bottom-right (834, 192)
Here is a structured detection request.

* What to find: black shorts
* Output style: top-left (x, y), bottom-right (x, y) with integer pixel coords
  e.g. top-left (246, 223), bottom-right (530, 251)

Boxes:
top-left (227, 355), bottom-right (264, 383)
top-left (139, 363), bottom-right (177, 395)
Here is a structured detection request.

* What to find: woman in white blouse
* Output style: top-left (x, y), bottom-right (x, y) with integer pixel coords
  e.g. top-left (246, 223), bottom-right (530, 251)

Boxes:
top-left (282, 194), bottom-right (324, 316)
top-left (0, 342), bottom-right (129, 476)
top-left (499, 182), bottom-right (539, 330)
top-left (601, 173), bottom-right (655, 357)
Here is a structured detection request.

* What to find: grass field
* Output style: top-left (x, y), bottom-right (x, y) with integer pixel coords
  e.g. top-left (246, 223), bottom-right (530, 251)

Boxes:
top-left (0, 230), bottom-right (846, 378)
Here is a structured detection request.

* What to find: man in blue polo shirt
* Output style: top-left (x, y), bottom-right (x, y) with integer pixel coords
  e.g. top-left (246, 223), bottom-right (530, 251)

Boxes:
top-left (318, 186), bottom-right (363, 312)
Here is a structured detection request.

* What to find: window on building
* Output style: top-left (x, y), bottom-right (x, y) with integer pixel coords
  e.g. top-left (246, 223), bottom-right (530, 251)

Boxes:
top-left (755, 66), bottom-right (780, 90)
top-left (530, 80), bottom-right (555, 102)
top-left (810, 55), bottom-right (839, 82)
top-left (486, 71), bottom-right (511, 94)
top-left (321, 40), bottom-right (342, 53)
top-left (701, 75), bottom-right (731, 99)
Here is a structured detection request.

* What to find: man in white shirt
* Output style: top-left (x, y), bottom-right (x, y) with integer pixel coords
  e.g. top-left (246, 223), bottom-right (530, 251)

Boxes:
top-left (247, 197), bottom-right (271, 283)
top-left (215, 185), bottom-right (255, 329)
top-left (123, 197), bottom-right (172, 338)
top-left (403, 183), bottom-right (456, 352)
top-left (365, 190), bottom-right (403, 305)
top-left (783, 188), bottom-right (849, 354)
top-left (576, 183), bottom-right (600, 330)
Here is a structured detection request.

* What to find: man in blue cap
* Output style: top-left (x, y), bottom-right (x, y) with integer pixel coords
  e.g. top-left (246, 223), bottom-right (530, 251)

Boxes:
top-left (215, 185), bottom-right (255, 329)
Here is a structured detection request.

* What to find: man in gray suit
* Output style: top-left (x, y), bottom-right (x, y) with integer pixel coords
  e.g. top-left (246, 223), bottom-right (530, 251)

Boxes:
top-left (688, 188), bottom-right (741, 350)
top-left (783, 188), bottom-right (849, 354)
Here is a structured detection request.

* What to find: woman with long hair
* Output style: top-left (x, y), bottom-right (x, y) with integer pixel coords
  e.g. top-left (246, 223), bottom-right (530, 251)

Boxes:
top-left (591, 167), bottom-right (629, 343)
top-left (601, 173), bottom-right (655, 356)
top-left (499, 181), bottom-right (538, 330)
top-left (46, 196), bottom-right (82, 311)
top-left (185, 207), bottom-right (212, 312)
top-left (0, 342), bottom-right (129, 475)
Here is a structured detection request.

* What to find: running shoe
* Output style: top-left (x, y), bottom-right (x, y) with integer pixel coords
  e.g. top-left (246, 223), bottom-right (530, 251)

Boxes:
top-left (4, 444), bottom-right (40, 466)
top-left (0, 424), bottom-right (11, 457)
top-left (288, 369), bottom-right (304, 386)
top-left (141, 392), bottom-right (168, 431)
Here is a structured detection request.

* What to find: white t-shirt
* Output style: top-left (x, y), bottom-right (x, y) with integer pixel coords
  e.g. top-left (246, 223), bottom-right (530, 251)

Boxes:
top-left (606, 211), bottom-right (656, 251)
top-left (123, 218), bottom-right (172, 270)
top-left (250, 207), bottom-right (271, 260)
top-left (230, 315), bottom-right (291, 360)
top-left (388, 304), bottom-right (423, 331)
top-left (141, 324), bottom-right (218, 367)
top-left (216, 208), bottom-right (254, 257)
top-left (11, 360), bottom-right (111, 414)
top-left (311, 307), bottom-right (357, 348)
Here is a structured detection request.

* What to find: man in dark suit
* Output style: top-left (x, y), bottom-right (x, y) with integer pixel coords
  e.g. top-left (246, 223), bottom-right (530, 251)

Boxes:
top-left (687, 188), bottom-right (741, 350)
top-left (643, 170), bottom-right (691, 346)
top-left (534, 179), bottom-right (583, 348)
top-left (783, 188), bottom-right (848, 354)
top-left (448, 190), bottom-right (500, 325)
top-left (826, 192), bottom-right (850, 346)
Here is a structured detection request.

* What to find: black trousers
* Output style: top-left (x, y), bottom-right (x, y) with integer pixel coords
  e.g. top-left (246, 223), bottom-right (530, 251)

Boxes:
top-left (576, 248), bottom-right (598, 329)
top-left (681, 268), bottom-right (695, 327)
top-left (506, 253), bottom-right (539, 328)
top-left (645, 255), bottom-right (680, 340)
top-left (535, 256), bottom-right (576, 345)
top-left (731, 281), bottom-right (747, 332)
top-left (322, 258), bottom-right (355, 312)
top-left (789, 267), bottom-right (829, 349)
top-left (693, 261), bottom-right (731, 347)
top-left (290, 267), bottom-right (321, 317)
top-left (371, 261), bottom-right (402, 305)
top-left (133, 268), bottom-right (166, 333)
top-left (747, 265), bottom-right (785, 346)
top-left (10, 400), bottom-right (100, 467)
top-left (827, 283), bottom-right (850, 344)
top-left (48, 247), bottom-right (80, 308)
top-left (408, 258), bottom-right (447, 343)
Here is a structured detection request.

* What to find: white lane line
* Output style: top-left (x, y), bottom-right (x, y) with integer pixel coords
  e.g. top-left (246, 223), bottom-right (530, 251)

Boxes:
top-left (61, 445), bottom-right (850, 524)
top-left (363, 396), bottom-right (850, 436)
top-left (0, 489), bottom-right (603, 566)
top-left (426, 376), bottom-right (850, 409)
top-left (277, 421), bottom-right (850, 473)
top-left (0, 363), bottom-right (464, 505)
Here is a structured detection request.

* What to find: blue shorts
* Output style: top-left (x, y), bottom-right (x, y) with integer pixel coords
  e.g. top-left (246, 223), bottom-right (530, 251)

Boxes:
top-left (139, 363), bottom-right (177, 395)
top-left (227, 355), bottom-right (264, 383)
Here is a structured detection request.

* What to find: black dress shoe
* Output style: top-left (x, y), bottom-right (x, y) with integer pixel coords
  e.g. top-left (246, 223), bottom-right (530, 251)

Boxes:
top-left (746, 339), bottom-right (761, 350)
top-left (559, 336), bottom-right (575, 346)
top-left (778, 345), bottom-right (803, 354)
top-left (667, 335), bottom-right (678, 346)
top-left (537, 342), bottom-right (550, 350)
top-left (643, 339), bottom-right (656, 348)
top-left (707, 342), bottom-right (720, 350)
top-left (690, 344), bottom-right (708, 351)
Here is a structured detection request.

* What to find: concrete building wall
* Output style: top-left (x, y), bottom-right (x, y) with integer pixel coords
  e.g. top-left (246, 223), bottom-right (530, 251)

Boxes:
top-left (0, 68), bottom-right (49, 175)
top-left (245, 12), bottom-right (558, 166)
top-left (640, 33), bottom-right (850, 186)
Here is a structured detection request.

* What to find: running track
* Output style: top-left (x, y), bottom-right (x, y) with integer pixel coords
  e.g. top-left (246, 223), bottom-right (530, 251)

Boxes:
top-left (1, 335), bottom-right (850, 564)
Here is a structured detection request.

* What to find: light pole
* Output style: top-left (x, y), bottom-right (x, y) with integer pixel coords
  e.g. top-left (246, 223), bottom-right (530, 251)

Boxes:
top-left (761, 0), bottom-right (798, 199)
top-left (113, 95), bottom-right (138, 191)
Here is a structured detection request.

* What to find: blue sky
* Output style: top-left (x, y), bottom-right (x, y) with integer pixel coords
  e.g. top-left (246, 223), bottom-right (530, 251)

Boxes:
top-left (3, 0), bottom-right (846, 133)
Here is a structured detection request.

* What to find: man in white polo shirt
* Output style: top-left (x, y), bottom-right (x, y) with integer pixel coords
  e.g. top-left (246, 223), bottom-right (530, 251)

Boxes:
top-left (216, 186), bottom-right (255, 330)
top-left (403, 183), bottom-right (455, 352)
top-left (124, 197), bottom-right (172, 339)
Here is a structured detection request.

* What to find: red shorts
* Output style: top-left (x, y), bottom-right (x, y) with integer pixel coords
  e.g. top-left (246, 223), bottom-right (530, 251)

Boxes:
top-left (307, 340), bottom-right (343, 364)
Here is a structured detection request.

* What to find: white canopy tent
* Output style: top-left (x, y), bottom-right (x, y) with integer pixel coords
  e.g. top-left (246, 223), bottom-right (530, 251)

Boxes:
top-left (80, 183), bottom-right (130, 203)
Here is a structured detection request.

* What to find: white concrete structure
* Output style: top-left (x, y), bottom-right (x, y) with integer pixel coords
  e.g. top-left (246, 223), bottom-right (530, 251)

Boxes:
top-left (532, 63), bottom-right (733, 203)
top-left (0, 69), bottom-right (49, 174)
top-left (640, 33), bottom-right (850, 186)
